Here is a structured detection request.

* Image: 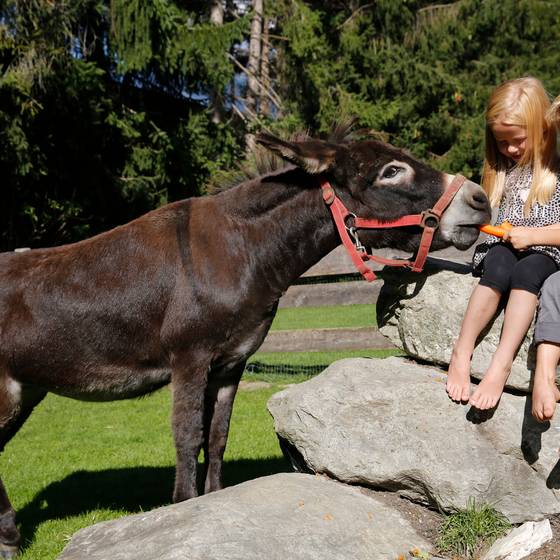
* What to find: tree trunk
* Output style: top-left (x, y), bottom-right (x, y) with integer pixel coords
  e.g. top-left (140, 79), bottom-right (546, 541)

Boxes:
top-left (210, 0), bottom-right (224, 24)
top-left (210, 0), bottom-right (225, 123)
top-left (246, 0), bottom-right (263, 117)
top-left (259, 15), bottom-right (270, 118)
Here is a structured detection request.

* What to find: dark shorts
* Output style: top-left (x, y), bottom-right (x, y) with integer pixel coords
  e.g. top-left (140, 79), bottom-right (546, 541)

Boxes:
top-left (479, 243), bottom-right (558, 296)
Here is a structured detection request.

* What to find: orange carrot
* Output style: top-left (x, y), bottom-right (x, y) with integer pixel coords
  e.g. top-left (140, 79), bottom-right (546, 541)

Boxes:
top-left (479, 221), bottom-right (513, 238)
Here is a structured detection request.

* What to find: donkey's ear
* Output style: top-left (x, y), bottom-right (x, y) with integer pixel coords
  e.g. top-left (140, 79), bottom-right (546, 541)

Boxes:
top-left (256, 133), bottom-right (338, 174)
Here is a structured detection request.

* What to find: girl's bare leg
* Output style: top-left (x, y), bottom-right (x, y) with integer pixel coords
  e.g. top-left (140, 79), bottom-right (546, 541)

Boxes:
top-left (470, 289), bottom-right (537, 410)
top-left (532, 342), bottom-right (560, 422)
top-left (446, 284), bottom-right (501, 403)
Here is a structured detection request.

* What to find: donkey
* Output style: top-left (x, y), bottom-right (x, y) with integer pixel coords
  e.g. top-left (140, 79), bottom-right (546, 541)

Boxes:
top-left (0, 128), bottom-right (490, 557)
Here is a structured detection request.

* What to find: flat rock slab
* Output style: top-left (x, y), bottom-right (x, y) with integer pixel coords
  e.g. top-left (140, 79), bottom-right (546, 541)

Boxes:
top-left (268, 357), bottom-right (560, 523)
top-left (58, 473), bottom-right (435, 560)
top-left (260, 327), bottom-right (394, 352)
top-left (279, 280), bottom-right (382, 308)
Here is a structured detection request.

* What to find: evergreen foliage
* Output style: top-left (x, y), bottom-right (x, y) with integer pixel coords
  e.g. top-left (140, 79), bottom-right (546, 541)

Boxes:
top-left (0, 0), bottom-right (245, 249)
top-left (1, 0), bottom-right (559, 249)
top-left (272, 0), bottom-right (560, 179)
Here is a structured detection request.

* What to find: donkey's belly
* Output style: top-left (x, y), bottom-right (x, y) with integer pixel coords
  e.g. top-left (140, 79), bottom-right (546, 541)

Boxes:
top-left (32, 364), bottom-right (172, 402)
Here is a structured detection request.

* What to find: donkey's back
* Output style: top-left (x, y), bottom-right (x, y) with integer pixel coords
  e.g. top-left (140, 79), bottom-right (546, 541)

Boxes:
top-left (0, 199), bottom-right (202, 401)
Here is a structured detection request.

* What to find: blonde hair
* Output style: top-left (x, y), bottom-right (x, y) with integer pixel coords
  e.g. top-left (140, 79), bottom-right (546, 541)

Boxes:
top-left (482, 77), bottom-right (559, 215)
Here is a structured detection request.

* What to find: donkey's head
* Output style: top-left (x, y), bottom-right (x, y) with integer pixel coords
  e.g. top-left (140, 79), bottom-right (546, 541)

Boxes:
top-left (256, 133), bottom-right (491, 252)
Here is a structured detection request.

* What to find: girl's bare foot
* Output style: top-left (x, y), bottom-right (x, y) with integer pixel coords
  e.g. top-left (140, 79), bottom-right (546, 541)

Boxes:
top-left (532, 378), bottom-right (560, 422)
top-left (446, 348), bottom-right (472, 403)
top-left (469, 364), bottom-right (511, 410)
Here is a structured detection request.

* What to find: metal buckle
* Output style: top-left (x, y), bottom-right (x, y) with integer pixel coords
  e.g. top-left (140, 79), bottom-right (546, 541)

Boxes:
top-left (347, 226), bottom-right (367, 254)
top-left (420, 210), bottom-right (440, 229)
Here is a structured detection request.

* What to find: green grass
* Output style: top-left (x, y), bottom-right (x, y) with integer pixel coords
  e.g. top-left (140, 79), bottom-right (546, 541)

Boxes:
top-left (437, 498), bottom-right (512, 559)
top-left (0, 346), bottom-right (400, 559)
top-left (270, 304), bottom-right (377, 330)
top-left (1, 298), bottom-right (395, 559)
top-left (1, 382), bottom-right (289, 560)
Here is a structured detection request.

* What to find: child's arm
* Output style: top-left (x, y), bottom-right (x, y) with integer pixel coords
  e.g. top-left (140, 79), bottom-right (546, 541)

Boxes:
top-left (504, 225), bottom-right (560, 249)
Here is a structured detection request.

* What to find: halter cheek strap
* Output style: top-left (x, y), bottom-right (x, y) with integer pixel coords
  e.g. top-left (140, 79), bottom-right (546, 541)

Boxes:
top-left (321, 174), bottom-right (467, 282)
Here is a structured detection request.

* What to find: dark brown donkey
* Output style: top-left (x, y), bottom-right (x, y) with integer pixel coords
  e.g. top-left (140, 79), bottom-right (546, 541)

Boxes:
top-left (0, 129), bottom-right (490, 557)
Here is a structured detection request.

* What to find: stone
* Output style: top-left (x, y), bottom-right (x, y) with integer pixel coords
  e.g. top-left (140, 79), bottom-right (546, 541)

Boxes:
top-left (260, 327), bottom-right (393, 352)
top-left (238, 380), bottom-right (272, 391)
top-left (279, 279), bottom-right (382, 308)
top-left (267, 357), bottom-right (560, 523)
top-left (481, 519), bottom-right (553, 560)
top-left (57, 473), bottom-right (435, 560)
top-left (376, 257), bottom-right (560, 393)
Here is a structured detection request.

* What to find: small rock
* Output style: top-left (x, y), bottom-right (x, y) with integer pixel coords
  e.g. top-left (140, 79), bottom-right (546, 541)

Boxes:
top-left (481, 519), bottom-right (552, 560)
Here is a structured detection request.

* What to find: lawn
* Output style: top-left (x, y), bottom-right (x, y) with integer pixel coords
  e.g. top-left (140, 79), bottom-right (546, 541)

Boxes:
top-left (246, 348), bottom-right (400, 379)
top-left (1, 302), bottom-right (397, 559)
top-left (3, 381), bottom-right (287, 560)
top-left (270, 303), bottom-right (378, 330)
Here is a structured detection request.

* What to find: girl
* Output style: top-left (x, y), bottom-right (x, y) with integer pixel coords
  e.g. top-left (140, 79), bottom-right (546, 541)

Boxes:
top-left (446, 77), bottom-right (560, 410)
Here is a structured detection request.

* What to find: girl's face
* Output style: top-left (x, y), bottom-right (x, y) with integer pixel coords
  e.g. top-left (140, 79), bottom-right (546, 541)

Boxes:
top-left (491, 122), bottom-right (528, 163)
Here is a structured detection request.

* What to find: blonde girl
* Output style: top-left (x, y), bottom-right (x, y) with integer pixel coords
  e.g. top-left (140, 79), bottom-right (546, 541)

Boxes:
top-left (446, 77), bottom-right (560, 410)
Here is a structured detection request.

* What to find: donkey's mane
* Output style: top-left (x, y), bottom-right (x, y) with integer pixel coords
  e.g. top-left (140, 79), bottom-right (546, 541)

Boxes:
top-left (208, 119), bottom-right (359, 194)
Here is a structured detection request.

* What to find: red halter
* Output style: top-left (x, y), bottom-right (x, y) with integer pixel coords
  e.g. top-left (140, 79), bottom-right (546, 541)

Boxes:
top-left (321, 174), bottom-right (467, 282)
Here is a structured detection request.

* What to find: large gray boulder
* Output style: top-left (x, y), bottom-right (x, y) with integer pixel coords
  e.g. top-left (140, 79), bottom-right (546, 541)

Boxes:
top-left (377, 258), bottom-right (560, 392)
top-left (58, 473), bottom-right (435, 560)
top-left (268, 357), bottom-right (560, 523)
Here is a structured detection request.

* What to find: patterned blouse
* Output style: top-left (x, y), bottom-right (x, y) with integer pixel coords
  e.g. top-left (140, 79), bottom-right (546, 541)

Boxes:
top-left (472, 165), bottom-right (560, 272)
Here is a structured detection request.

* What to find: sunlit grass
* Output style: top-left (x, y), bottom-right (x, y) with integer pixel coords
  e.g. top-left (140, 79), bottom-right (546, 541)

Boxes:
top-left (1, 300), bottom-right (395, 559)
top-left (270, 303), bottom-right (377, 330)
top-left (1, 383), bottom-right (289, 560)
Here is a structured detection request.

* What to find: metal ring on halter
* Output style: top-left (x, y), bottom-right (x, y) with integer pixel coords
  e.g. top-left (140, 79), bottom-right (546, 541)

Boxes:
top-left (420, 210), bottom-right (440, 229)
top-left (344, 212), bottom-right (357, 229)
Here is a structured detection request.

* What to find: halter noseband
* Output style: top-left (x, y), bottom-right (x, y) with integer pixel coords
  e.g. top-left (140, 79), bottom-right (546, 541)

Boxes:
top-left (321, 174), bottom-right (467, 282)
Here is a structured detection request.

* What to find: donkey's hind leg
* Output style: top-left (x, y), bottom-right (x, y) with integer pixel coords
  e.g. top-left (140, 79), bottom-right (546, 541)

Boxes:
top-left (0, 375), bottom-right (46, 558)
top-left (203, 361), bottom-right (245, 494)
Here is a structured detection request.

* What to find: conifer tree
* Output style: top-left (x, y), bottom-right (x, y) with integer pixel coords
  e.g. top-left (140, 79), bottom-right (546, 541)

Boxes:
top-left (1, 0), bottom-right (559, 250)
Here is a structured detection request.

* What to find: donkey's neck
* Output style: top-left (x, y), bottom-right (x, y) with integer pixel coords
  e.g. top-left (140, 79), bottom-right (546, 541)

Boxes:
top-left (223, 172), bottom-right (339, 295)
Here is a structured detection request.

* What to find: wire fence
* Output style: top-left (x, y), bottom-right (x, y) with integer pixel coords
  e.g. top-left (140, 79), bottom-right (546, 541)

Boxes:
top-left (244, 361), bottom-right (330, 378)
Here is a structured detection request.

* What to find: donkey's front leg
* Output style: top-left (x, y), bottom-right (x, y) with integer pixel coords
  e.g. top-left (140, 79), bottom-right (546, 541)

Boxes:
top-left (203, 361), bottom-right (245, 494)
top-left (170, 355), bottom-right (209, 503)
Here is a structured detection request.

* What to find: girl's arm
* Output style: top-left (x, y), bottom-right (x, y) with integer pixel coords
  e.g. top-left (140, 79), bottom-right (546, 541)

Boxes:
top-left (504, 225), bottom-right (560, 249)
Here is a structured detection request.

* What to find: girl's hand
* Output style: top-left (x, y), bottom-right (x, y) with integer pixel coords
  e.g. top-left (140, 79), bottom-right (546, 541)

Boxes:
top-left (503, 226), bottom-right (535, 249)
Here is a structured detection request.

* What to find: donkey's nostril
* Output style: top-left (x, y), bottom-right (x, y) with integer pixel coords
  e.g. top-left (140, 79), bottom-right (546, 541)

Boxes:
top-left (466, 186), bottom-right (490, 210)
top-left (472, 192), bottom-right (488, 207)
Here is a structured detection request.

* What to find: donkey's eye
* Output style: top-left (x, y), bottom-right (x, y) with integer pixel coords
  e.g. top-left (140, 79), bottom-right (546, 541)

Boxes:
top-left (382, 166), bottom-right (401, 179)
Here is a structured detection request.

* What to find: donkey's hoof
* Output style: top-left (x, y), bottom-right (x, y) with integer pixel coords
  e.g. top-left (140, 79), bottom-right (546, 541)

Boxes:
top-left (0, 544), bottom-right (18, 559)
